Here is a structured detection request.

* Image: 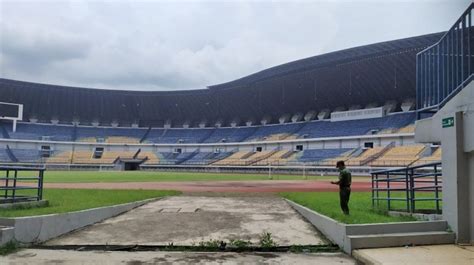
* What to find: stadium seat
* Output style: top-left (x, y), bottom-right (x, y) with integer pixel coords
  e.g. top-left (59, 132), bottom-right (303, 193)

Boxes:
top-left (414, 147), bottom-right (442, 165)
top-left (345, 147), bottom-right (386, 166)
top-left (290, 148), bottom-right (354, 165)
top-left (46, 151), bottom-right (73, 164)
top-left (106, 137), bottom-right (140, 144)
top-left (0, 148), bottom-right (12, 162)
top-left (296, 113), bottom-right (415, 139)
top-left (10, 148), bottom-right (41, 163)
top-left (370, 145), bottom-right (426, 167)
top-left (6, 123), bottom-right (75, 141)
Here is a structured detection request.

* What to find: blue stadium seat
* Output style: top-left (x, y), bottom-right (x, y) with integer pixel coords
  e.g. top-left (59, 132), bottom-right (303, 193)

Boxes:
top-left (183, 151), bottom-right (233, 165)
top-left (146, 128), bottom-right (215, 143)
top-left (296, 148), bottom-right (353, 163)
top-left (10, 148), bottom-right (41, 162)
top-left (7, 123), bottom-right (74, 141)
top-left (0, 148), bottom-right (11, 162)
top-left (0, 112), bottom-right (415, 144)
top-left (296, 112), bottom-right (415, 139)
top-left (203, 127), bottom-right (258, 143)
top-left (243, 123), bottom-right (304, 141)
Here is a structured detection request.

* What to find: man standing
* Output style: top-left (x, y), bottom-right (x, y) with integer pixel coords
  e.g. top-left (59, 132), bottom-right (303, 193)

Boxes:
top-left (331, 160), bottom-right (352, 215)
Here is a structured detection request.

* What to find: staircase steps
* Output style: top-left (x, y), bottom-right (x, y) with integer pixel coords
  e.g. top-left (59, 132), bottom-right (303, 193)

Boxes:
top-left (349, 231), bottom-right (455, 249)
top-left (281, 150), bottom-right (297, 159)
top-left (5, 145), bottom-right (18, 162)
top-left (71, 125), bottom-right (78, 141)
top-left (176, 150), bottom-right (200, 165)
top-left (246, 150), bottom-right (279, 165)
top-left (198, 128), bottom-right (216, 143)
top-left (360, 142), bottom-right (395, 165)
top-left (240, 152), bottom-right (255, 159)
top-left (140, 127), bottom-right (152, 143)
top-left (346, 220), bottom-right (455, 250)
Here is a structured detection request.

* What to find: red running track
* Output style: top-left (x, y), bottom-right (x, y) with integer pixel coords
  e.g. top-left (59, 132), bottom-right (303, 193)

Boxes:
top-left (37, 180), bottom-right (408, 193)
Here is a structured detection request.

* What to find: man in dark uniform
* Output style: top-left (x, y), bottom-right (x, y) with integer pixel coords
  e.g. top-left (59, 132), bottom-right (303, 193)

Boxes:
top-left (331, 161), bottom-right (352, 215)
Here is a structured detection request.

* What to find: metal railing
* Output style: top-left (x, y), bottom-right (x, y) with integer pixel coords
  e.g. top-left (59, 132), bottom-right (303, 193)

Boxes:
top-left (371, 162), bottom-right (442, 213)
top-left (417, 3), bottom-right (474, 115)
top-left (0, 166), bottom-right (45, 204)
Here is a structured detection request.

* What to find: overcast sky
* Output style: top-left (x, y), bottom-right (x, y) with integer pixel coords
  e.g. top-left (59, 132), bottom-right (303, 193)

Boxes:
top-left (0, 0), bottom-right (471, 91)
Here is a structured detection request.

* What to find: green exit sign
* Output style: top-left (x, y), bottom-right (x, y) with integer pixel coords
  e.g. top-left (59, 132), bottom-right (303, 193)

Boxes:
top-left (442, 117), bottom-right (454, 128)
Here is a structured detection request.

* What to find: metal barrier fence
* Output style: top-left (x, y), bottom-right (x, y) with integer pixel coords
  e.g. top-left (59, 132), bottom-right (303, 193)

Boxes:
top-left (371, 162), bottom-right (442, 213)
top-left (417, 3), bottom-right (474, 115)
top-left (0, 166), bottom-right (45, 204)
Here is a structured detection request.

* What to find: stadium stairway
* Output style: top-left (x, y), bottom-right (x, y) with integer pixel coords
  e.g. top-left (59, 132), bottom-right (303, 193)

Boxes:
top-left (346, 220), bottom-right (455, 251)
top-left (359, 142), bottom-right (395, 166)
top-left (5, 145), bottom-right (18, 163)
top-left (287, 122), bottom-right (307, 139)
top-left (415, 147), bottom-right (442, 165)
top-left (281, 150), bottom-right (297, 159)
top-left (71, 125), bottom-right (78, 142)
top-left (139, 127), bottom-right (152, 143)
top-left (245, 150), bottom-right (279, 165)
top-left (176, 150), bottom-right (200, 165)
top-left (197, 128), bottom-right (217, 143)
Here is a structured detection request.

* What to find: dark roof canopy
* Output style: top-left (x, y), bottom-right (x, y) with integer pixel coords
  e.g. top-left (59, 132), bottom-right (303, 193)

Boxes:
top-left (0, 32), bottom-right (443, 127)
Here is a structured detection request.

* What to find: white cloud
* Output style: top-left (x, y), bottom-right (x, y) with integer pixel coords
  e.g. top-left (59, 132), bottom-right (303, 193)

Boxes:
top-left (0, 0), bottom-right (470, 91)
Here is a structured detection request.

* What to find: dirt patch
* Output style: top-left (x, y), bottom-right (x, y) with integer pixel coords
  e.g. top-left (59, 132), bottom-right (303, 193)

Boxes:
top-left (36, 180), bottom-right (398, 193)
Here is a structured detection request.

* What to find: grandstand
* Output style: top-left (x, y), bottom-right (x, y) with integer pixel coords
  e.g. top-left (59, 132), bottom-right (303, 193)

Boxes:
top-left (369, 145), bottom-right (426, 167)
top-left (0, 32), bottom-right (446, 170)
top-left (293, 149), bottom-right (353, 164)
top-left (0, 111), bottom-right (416, 144)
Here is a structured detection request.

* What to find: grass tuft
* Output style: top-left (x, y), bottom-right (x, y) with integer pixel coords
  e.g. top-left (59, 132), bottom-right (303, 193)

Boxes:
top-left (259, 232), bottom-right (277, 249)
top-left (0, 241), bottom-right (19, 256)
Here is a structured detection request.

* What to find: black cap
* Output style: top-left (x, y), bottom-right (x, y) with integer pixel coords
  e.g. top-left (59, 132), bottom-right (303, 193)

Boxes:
top-left (336, 160), bottom-right (345, 168)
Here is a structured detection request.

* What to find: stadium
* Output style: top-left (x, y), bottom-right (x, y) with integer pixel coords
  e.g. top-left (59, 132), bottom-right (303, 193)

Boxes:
top-left (0, 2), bottom-right (473, 264)
top-left (0, 33), bottom-right (443, 171)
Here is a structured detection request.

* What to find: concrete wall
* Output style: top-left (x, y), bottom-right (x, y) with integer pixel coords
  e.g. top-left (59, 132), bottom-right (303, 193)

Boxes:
top-left (285, 200), bottom-right (348, 251)
top-left (0, 133), bottom-right (415, 154)
top-left (286, 199), bottom-right (453, 253)
top-left (0, 198), bottom-right (158, 245)
top-left (0, 226), bottom-right (14, 246)
top-left (416, 80), bottom-right (474, 243)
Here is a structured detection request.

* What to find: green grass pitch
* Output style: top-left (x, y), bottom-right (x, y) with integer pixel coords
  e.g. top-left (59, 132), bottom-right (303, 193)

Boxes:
top-left (281, 192), bottom-right (442, 224)
top-left (0, 189), bottom-right (180, 217)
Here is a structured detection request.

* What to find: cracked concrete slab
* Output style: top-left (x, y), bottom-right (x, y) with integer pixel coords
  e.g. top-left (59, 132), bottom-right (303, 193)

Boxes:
top-left (4, 249), bottom-right (356, 265)
top-left (46, 196), bottom-right (325, 246)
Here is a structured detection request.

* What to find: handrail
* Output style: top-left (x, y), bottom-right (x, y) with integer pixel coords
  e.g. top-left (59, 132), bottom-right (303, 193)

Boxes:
top-left (418, 3), bottom-right (474, 55)
top-left (371, 161), bottom-right (442, 213)
top-left (416, 3), bottom-right (474, 113)
top-left (1, 166), bottom-right (45, 204)
top-left (360, 142), bottom-right (395, 165)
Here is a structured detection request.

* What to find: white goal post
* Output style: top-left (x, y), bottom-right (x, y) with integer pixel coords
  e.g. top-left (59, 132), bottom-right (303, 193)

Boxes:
top-left (0, 102), bottom-right (23, 132)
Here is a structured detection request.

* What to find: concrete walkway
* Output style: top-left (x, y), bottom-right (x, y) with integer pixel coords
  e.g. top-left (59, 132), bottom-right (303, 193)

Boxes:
top-left (4, 249), bottom-right (356, 264)
top-left (353, 244), bottom-right (474, 265)
top-left (47, 196), bottom-right (325, 246)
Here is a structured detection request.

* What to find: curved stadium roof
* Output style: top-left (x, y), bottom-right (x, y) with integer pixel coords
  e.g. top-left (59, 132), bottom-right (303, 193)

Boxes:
top-left (0, 32), bottom-right (443, 127)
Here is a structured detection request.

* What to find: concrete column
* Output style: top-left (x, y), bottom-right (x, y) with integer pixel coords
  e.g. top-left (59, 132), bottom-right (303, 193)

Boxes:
top-left (441, 112), bottom-right (470, 243)
top-left (470, 152), bottom-right (474, 243)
